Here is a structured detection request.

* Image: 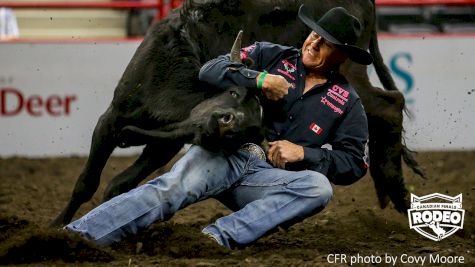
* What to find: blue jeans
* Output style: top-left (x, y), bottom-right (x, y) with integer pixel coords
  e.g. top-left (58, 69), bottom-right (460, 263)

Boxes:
top-left (65, 146), bottom-right (333, 249)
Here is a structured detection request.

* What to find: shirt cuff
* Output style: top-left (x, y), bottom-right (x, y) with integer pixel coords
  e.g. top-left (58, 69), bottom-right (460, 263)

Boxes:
top-left (237, 68), bottom-right (260, 88)
top-left (303, 147), bottom-right (324, 164)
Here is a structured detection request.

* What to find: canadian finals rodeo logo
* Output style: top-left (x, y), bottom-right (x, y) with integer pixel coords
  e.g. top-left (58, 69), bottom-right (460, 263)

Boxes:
top-left (408, 193), bottom-right (465, 241)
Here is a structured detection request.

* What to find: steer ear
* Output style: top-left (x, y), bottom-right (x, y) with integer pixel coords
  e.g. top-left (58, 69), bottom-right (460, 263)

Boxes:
top-left (230, 30), bottom-right (243, 63)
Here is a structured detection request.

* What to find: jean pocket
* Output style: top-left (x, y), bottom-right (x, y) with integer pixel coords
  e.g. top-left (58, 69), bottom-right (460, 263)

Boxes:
top-left (243, 155), bottom-right (273, 176)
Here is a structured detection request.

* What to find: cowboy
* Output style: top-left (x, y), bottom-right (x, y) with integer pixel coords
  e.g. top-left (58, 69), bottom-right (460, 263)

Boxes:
top-left (65, 5), bottom-right (372, 249)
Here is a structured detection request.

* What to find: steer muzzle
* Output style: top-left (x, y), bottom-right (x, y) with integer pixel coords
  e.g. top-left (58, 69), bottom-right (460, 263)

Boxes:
top-left (204, 101), bottom-right (263, 151)
top-left (212, 109), bottom-right (245, 138)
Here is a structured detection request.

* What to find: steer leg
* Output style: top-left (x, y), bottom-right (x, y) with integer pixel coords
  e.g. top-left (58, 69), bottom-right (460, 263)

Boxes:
top-left (102, 141), bottom-right (184, 201)
top-left (50, 111), bottom-right (117, 227)
top-left (356, 83), bottom-right (410, 214)
top-left (367, 113), bottom-right (410, 213)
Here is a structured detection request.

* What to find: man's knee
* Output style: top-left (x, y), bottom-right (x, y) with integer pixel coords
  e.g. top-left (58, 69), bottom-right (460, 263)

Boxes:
top-left (291, 171), bottom-right (333, 203)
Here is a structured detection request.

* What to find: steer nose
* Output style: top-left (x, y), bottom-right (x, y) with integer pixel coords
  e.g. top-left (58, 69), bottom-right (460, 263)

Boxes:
top-left (216, 110), bottom-right (244, 125)
top-left (218, 113), bottom-right (234, 125)
top-left (215, 111), bottom-right (237, 137)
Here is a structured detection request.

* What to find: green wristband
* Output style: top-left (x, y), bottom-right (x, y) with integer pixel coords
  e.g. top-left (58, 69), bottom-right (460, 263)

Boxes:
top-left (258, 71), bottom-right (267, 89)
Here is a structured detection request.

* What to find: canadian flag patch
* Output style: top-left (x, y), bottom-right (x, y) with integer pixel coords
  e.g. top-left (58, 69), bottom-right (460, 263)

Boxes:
top-left (310, 122), bottom-right (323, 135)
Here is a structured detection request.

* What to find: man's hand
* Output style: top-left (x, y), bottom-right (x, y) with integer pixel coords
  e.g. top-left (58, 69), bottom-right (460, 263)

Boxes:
top-left (267, 140), bottom-right (304, 169)
top-left (257, 72), bottom-right (290, 101)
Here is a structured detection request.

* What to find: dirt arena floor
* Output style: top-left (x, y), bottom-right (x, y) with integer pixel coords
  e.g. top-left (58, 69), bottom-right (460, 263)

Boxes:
top-left (0, 150), bottom-right (473, 266)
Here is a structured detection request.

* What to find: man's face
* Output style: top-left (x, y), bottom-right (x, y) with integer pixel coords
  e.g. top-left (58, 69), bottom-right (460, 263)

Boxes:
top-left (301, 31), bottom-right (347, 71)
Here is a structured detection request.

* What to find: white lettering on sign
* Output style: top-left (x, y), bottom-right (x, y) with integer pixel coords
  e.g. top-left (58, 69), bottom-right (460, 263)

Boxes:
top-left (0, 87), bottom-right (77, 117)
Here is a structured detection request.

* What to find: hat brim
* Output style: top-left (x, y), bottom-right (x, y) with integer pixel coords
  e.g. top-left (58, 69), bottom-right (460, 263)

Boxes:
top-left (334, 43), bottom-right (373, 65)
top-left (298, 5), bottom-right (373, 65)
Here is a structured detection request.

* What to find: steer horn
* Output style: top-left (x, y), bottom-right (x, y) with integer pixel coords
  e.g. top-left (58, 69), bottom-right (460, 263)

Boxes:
top-left (230, 30), bottom-right (243, 63)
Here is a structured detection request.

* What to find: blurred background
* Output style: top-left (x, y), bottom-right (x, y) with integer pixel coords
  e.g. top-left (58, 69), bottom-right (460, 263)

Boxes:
top-left (0, 0), bottom-right (474, 157)
top-left (1, 0), bottom-right (475, 39)
top-left (0, 0), bottom-right (183, 39)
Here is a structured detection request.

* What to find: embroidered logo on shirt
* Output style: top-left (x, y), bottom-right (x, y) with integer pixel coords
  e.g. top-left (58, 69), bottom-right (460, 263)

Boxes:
top-left (276, 59), bottom-right (297, 81)
top-left (363, 139), bottom-right (370, 169)
top-left (282, 59), bottom-right (297, 73)
top-left (310, 122), bottom-right (324, 135)
top-left (277, 69), bottom-right (296, 80)
top-left (321, 97), bottom-right (344, 115)
top-left (240, 44), bottom-right (256, 60)
top-left (327, 85), bottom-right (349, 106)
top-left (332, 85), bottom-right (349, 98)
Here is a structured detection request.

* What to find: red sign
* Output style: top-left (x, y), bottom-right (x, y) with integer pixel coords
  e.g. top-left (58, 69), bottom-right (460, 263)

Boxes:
top-left (1, 87), bottom-right (77, 117)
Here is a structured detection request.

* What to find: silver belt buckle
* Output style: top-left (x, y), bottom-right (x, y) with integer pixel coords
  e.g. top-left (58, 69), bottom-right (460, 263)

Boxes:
top-left (239, 143), bottom-right (266, 161)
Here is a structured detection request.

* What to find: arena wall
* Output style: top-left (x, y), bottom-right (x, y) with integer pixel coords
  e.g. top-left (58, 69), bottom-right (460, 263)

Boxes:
top-left (1, 35), bottom-right (474, 157)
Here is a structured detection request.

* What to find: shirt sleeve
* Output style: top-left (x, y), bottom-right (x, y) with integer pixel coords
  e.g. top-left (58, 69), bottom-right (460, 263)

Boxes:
top-left (198, 42), bottom-right (262, 89)
top-left (302, 99), bottom-right (369, 185)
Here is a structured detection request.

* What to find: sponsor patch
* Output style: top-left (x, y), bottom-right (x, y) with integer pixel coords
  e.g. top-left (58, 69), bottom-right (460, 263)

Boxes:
top-left (321, 97), bottom-right (343, 115)
top-left (326, 85), bottom-right (349, 107)
top-left (310, 122), bottom-right (323, 135)
top-left (331, 84), bottom-right (349, 99)
top-left (277, 68), bottom-right (296, 81)
top-left (363, 139), bottom-right (369, 169)
top-left (282, 59), bottom-right (297, 73)
top-left (240, 44), bottom-right (256, 60)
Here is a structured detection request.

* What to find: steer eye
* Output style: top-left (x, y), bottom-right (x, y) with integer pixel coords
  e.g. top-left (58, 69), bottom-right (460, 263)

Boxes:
top-left (230, 91), bottom-right (239, 98)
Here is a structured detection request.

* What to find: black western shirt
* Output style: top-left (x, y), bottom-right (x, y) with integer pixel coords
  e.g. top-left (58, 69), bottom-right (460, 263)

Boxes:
top-left (199, 42), bottom-right (369, 185)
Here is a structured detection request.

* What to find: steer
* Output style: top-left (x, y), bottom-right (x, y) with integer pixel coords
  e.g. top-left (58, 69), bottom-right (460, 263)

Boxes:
top-left (118, 86), bottom-right (263, 153)
top-left (51, 0), bottom-right (424, 227)
top-left (118, 31), bottom-right (263, 152)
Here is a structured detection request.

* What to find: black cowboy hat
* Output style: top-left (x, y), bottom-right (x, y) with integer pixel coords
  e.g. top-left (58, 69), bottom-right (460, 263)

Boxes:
top-left (298, 5), bottom-right (373, 65)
